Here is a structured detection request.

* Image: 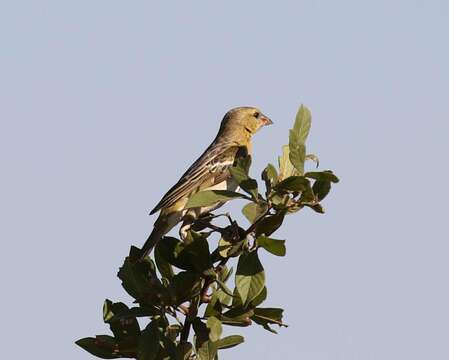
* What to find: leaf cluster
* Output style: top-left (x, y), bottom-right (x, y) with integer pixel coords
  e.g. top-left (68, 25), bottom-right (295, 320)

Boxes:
top-left (76, 105), bottom-right (339, 359)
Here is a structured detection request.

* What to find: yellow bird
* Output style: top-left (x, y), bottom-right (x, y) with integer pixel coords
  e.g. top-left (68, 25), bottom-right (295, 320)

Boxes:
top-left (140, 107), bottom-right (273, 257)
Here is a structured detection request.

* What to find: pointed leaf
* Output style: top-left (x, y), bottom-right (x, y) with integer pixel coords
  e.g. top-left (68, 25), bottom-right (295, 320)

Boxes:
top-left (230, 156), bottom-right (259, 199)
top-left (312, 180), bottom-right (331, 201)
top-left (255, 213), bottom-right (285, 237)
top-left (216, 335), bottom-right (245, 350)
top-left (250, 286), bottom-right (267, 307)
top-left (75, 336), bottom-right (120, 359)
top-left (256, 236), bottom-right (286, 257)
top-left (206, 316), bottom-right (223, 342)
top-left (289, 131), bottom-right (306, 175)
top-left (154, 244), bottom-right (174, 280)
top-left (242, 202), bottom-right (268, 224)
top-left (305, 170), bottom-right (339, 183)
top-left (235, 251), bottom-right (265, 307)
top-left (251, 308), bottom-right (288, 334)
top-left (262, 163), bottom-right (278, 192)
top-left (186, 190), bottom-right (247, 209)
top-left (278, 145), bottom-right (297, 180)
top-left (293, 105), bottom-right (312, 144)
top-left (102, 300), bottom-right (140, 339)
top-left (169, 271), bottom-right (202, 305)
top-left (275, 176), bottom-right (311, 193)
top-left (289, 105), bottom-right (312, 175)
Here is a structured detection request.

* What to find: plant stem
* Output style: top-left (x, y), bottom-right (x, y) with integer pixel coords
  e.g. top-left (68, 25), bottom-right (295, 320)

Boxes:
top-left (180, 297), bottom-right (199, 344)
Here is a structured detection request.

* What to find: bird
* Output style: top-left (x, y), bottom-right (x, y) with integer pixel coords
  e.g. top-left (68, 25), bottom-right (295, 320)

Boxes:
top-left (140, 106), bottom-right (273, 258)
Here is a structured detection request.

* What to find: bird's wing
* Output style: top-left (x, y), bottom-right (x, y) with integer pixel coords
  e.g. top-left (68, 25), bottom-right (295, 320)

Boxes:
top-left (150, 141), bottom-right (240, 214)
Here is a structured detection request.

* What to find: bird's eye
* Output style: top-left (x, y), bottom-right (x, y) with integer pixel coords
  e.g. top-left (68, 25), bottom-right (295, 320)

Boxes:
top-left (254, 112), bottom-right (260, 118)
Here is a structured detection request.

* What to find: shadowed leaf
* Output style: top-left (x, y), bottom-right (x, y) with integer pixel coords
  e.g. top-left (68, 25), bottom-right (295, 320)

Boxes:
top-left (275, 176), bottom-right (311, 193)
top-left (255, 213), bottom-right (285, 237)
top-left (138, 321), bottom-right (160, 360)
top-left (102, 300), bottom-right (140, 340)
top-left (305, 170), bottom-right (339, 183)
top-left (169, 271), bottom-right (202, 305)
top-left (176, 343), bottom-right (193, 360)
top-left (154, 244), bottom-right (174, 280)
top-left (75, 336), bottom-right (120, 359)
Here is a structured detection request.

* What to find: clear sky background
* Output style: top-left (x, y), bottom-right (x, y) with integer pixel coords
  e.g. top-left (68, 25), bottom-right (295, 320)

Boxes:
top-left (1, 1), bottom-right (448, 359)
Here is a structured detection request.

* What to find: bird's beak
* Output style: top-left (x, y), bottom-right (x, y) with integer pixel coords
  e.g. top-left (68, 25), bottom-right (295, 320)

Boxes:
top-left (261, 114), bottom-right (273, 126)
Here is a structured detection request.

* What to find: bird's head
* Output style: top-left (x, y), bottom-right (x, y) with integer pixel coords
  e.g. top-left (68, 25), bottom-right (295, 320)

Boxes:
top-left (219, 107), bottom-right (273, 142)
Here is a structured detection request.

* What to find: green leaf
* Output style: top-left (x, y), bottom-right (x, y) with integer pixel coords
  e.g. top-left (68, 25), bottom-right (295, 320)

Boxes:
top-left (242, 202), bottom-right (268, 224)
top-left (307, 203), bottom-right (326, 213)
top-left (103, 303), bottom-right (158, 321)
top-left (294, 105), bottom-right (312, 144)
top-left (102, 300), bottom-right (140, 339)
top-left (275, 176), bottom-right (311, 193)
top-left (193, 319), bottom-right (218, 360)
top-left (289, 105), bottom-right (312, 175)
top-left (216, 335), bottom-right (245, 350)
top-left (206, 316), bottom-right (223, 342)
top-left (229, 155), bottom-right (259, 199)
top-left (156, 237), bottom-right (192, 271)
top-left (218, 237), bottom-right (245, 258)
top-left (217, 265), bottom-right (233, 283)
top-left (289, 131), bottom-right (306, 176)
top-left (186, 190), bottom-right (247, 209)
top-left (256, 236), bottom-right (286, 257)
top-left (251, 308), bottom-right (287, 334)
top-left (216, 279), bottom-right (235, 300)
top-left (138, 321), bottom-right (161, 360)
top-left (262, 163), bottom-right (278, 192)
top-left (235, 251), bottom-right (265, 307)
top-left (117, 256), bottom-right (167, 304)
top-left (278, 145), bottom-right (297, 181)
top-left (255, 213), bottom-right (285, 237)
top-left (156, 235), bottom-right (212, 273)
top-left (75, 336), bottom-right (120, 359)
top-left (305, 170), bottom-right (339, 183)
top-left (221, 305), bottom-right (254, 327)
top-left (185, 232), bottom-right (213, 273)
top-left (312, 180), bottom-right (331, 201)
top-left (205, 293), bottom-right (223, 318)
top-left (154, 243), bottom-right (174, 280)
top-left (250, 286), bottom-right (267, 307)
top-left (169, 271), bottom-right (202, 305)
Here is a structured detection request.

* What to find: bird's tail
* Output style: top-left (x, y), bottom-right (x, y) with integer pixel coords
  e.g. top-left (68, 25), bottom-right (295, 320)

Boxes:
top-left (140, 224), bottom-right (166, 259)
top-left (140, 212), bottom-right (180, 259)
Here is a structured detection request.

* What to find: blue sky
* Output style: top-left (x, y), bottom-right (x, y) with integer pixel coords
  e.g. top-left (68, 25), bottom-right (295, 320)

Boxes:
top-left (1, 1), bottom-right (448, 359)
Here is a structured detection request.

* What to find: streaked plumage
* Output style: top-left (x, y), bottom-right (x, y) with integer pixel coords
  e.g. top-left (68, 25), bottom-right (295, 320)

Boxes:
top-left (140, 106), bottom-right (272, 257)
